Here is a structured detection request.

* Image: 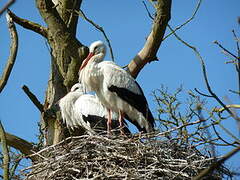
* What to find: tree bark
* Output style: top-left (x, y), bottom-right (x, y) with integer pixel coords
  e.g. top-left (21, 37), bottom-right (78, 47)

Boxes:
top-left (127, 0), bottom-right (172, 78)
top-left (36, 0), bottom-right (88, 145)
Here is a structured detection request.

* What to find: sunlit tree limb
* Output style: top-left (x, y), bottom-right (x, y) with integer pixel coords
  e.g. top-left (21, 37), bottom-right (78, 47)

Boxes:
top-left (0, 12), bottom-right (18, 93)
top-left (213, 104), bottom-right (240, 113)
top-left (7, 10), bottom-right (47, 38)
top-left (127, 0), bottom-right (172, 78)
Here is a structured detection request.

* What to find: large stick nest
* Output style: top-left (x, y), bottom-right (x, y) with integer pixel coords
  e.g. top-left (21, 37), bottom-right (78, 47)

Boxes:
top-left (22, 133), bottom-right (223, 179)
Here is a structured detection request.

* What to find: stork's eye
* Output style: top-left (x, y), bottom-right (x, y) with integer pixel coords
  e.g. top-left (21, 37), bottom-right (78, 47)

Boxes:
top-left (93, 46), bottom-right (97, 51)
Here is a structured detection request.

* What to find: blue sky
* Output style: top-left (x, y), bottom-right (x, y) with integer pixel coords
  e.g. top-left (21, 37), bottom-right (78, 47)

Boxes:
top-left (0, 0), bottom-right (239, 175)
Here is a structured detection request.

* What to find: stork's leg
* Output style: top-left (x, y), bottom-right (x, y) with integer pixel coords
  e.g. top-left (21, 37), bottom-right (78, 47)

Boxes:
top-left (107, 109), bottom-right (112, 135)
top-left (119, 110), bottom-right (125, 136)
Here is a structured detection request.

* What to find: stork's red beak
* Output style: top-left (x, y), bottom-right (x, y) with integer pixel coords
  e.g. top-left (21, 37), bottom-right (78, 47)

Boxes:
top-left (80, 52), bottom-right (94, 70)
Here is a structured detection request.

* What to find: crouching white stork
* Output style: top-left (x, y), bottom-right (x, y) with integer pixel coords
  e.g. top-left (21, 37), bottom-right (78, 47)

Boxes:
top-left (59, 83), bottom-right (130, 135)
top-left (79, 41), bottom-right (155, 134)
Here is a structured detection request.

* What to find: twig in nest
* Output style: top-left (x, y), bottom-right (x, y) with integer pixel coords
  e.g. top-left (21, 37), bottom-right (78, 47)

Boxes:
top-left (21, 133), bottom-right (224, 179)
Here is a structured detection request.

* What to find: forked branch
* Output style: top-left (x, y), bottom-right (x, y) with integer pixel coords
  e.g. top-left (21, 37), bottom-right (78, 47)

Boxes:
top-left (7, 10), bottom-right (47, 38)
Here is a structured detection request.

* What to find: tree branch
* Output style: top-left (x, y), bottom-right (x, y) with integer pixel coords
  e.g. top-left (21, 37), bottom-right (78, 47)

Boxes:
top-left (167, 24), bottom-right (239, 123)
top-left (2, 132), bottom-right (38, 161)
top-left (127, 0), bottom-right (172, 78)
top-left (213, 104), bottom-right (240, 113)
top-left (22, 85), bottom-right (44, 113)
top-left (7, 10), bottom-right (48, 38)
top-left (214, 40), bottom-right (240, 61)
top-left (232, 30), bottom-right (240, 98)
top-left (0, 121), bottom-right (10, 180)
top-left (163, 0), bottom-right (202, 41)
top-left (193, 146), bottom-right (240, 180)
top-left (0, 12), bottom-right (18, 93)
top-left (0, 0), bottom-right (15, 16)
top-left (36, 0), bottom-right (88, 89)
top-left (76, 9), bottom-right (115, 62)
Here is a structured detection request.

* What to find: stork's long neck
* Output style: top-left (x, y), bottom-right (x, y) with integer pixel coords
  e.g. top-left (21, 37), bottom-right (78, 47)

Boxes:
top-left (79, 52), bottom-right (104, 92)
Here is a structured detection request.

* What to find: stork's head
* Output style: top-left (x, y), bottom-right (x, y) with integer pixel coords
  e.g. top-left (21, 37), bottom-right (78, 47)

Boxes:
top-left (80, 41), bottom-right (106, 70)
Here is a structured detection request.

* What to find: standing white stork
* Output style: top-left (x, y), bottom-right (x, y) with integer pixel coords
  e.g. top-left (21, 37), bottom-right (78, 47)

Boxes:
top-left (79, 41), bottom-right (155, 134)
top-left (59, 83), bottom-right (130, 135)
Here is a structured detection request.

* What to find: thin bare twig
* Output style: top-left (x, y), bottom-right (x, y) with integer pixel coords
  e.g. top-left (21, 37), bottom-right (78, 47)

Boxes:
top-left (0, 12), bottom-right (18, 93)
top-left (142, 1), bottom-right (154, 20)
top-left (0, 121), bottom-right (10, 180)
top-left (75, 9), bottom-right (114, 62)
top-left (232, 30), bottom-right (240, 98)
top-left (194, 88), bottom-right (213, 98)
top-left (22, 85), bottom-right (44, 112)
top-left (212, 123), bottom-right (238, 147)
top-left (214, 40), bottom-right (240, 61)
top-left (0, 0), bottom-right (15, 16)
top-left (167, 24), bottom-right (239, 123)
top-left (163, 0), bottom-right (202, 41)
top-left (229, 89), bottom-right (240, 95)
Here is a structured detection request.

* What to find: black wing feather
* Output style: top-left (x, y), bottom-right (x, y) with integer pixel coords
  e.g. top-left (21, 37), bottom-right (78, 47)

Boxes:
top-left (108, 81), bottom-right (154, 132)
top-left (82, 115), bottom-right (131, 134)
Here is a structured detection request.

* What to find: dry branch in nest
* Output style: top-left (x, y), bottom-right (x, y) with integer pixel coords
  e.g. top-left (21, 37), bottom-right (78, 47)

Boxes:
top-left (22, 133), bottom-right (223, 179)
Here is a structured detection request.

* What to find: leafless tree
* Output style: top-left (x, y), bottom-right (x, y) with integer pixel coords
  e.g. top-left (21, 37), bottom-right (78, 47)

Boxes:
top-left (0, 0), bottom-right (239, 179)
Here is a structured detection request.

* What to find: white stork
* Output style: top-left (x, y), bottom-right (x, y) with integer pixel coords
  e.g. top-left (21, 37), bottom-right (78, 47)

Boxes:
top-left (79, 41), bottom-right (155, 134)
top-left (59, 83), bottom-right (130, 135)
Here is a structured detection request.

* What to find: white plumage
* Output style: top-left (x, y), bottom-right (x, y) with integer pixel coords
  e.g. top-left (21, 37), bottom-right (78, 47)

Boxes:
top-left (59, 83), bottom-right (126, 135)
top-left (79, 41), bottom-right (155, 133)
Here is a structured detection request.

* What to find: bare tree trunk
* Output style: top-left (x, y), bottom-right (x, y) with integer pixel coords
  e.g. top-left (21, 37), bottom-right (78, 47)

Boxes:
top-left (36, 0), bottom-right (88, 145)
